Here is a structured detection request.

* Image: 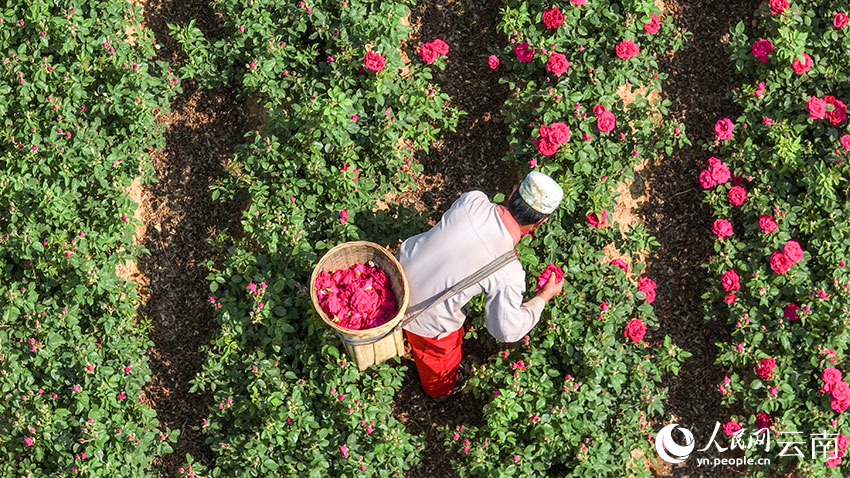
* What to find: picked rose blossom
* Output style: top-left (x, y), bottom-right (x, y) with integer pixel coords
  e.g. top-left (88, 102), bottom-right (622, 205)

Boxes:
top-left (315, 262), bottom-right (399, 330)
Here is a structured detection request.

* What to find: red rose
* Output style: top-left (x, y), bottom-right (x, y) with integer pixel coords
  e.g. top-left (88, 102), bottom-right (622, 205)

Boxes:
top-left (615, 40), bottom-right (639, 59)
top-left (708, 156), bottom-right (722, 168)
top-left (548, 122), bottom-right (570, 144)
top-left (596, 111), bottom-right (616, 132)
top-left (644, 13), bottom-right (660, 34)
top-left (431, 38), bottom-right (449, 55)
top-left (831, 396), bottom-right (850, 414)
top-left (751, 39), bottom-right (774, 62)
top-left (586, 209), bottom-right (607, 229)
top-left (610, 259), bottom-right (628, 271)
top-left (769, 0), bottom-right (788, 15)
top-left (710, 163), bottom-right (731, 184)
top-left (825, 96), bottom-right (847, 125)
top-left (824, 367), bottom-right (844, 385)
top-left (715, 118), bottom-right (734, 141)
top-left (839, 434), bottom-right (850, 452)
top-left (783, 303), bottom-right (799, 320)
top-left (514, 42), bottom-right (535, 62)
top-left (536, 138), bottom-right (559, 156)
top-left (419, 42), bottom-right (438, 64)
top-left (699, 169), bottom-right (716, 189)
top-left (488, 55), bottom-right (500, 70)
top-left (727, 186), bottom-right (747, 206)
top-left (755, 412), bottom-right (772, 431)
top-left (832, 381), bottom-right (850, 402)
top-left (758, 215), bottom-right (777, 234)
top-left (724, 292), bottom-right (736, 305)
top-left (783, 240), bottom-right (804, 263)
top-left (542, 7), bottom-right (565, 29)
top-left (363, 51), bottom-right (386, 71)
top-left (637, 276), bottom-right (657, 304)
top-left (546, 52), bottom-right (569, 76)
top-left (721, 270), bottom-right (740, 292)
top-left (713, 219), bottom-right (733, 239)
top-left (756, 358), bottom-right (776, 380)
top-left (723, 421), bottom-right (742, 437)
top-left (836, 13), bottom-right (849, 29)
top-left (792, 53), bottom-right (812, 74)
top-left (770, 251), bottom-right (794, 274)
top-left (624, 318), bottom-right (647, 343)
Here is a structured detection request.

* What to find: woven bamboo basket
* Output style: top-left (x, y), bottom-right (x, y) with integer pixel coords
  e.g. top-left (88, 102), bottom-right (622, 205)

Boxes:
top-left (310, 241), bottom-right (409, 371)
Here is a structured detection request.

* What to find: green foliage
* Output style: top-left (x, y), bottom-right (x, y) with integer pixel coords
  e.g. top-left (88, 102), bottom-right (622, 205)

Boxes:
top-left (705, 1), bottom-right (850, 476)
top-left (444, 0), bottom-right (691, 476)
top-left (0, 1), bottom-right (178, 475)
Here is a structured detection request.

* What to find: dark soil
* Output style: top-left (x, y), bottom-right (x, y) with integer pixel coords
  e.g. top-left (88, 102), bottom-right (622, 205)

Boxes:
top-left (644, 1), bottom-right (758, 476)
top-left (137, 1), bottom-right (247, 476)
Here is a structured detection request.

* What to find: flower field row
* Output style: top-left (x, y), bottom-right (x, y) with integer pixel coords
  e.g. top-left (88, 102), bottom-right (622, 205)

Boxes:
top-left (440, 0), bottom-right (692, 476)
top-left (170, 0), bottom-right (458, 475)
top-left (0, 2), bottom-right (178, 476)
top-left (703, 0), bottom-right (850, 475)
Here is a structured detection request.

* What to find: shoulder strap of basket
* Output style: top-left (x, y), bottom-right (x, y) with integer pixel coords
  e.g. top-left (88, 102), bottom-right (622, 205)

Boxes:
top-left (338, 249), bottom-right (518, 347)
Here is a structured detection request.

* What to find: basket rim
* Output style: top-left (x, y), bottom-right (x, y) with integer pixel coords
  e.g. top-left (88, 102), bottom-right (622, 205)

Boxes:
top-left (309, 241), bottom-right (409, 338)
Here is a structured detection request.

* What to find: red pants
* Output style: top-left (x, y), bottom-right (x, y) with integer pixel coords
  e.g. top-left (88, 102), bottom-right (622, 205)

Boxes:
top-left (405, 328), bottom-right (463, 397)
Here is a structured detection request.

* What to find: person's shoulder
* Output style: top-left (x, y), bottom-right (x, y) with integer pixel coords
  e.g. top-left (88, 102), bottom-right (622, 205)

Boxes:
top-left (456, 190), bottom-right (491, 208)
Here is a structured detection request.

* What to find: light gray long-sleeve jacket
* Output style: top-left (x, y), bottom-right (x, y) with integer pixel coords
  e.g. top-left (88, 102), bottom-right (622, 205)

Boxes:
top-left (396, 191), bottom-right (546, 342)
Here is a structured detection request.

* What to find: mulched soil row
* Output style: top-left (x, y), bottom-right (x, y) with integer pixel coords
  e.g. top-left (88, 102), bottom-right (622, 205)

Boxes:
top-left (646, 1), bottom-right (759, 476)
top-left (137, 1), bottom-right (248, 476)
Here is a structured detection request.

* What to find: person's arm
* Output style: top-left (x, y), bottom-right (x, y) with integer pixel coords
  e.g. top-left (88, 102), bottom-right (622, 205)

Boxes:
top-left (484, 270), bottom-right (563, 343)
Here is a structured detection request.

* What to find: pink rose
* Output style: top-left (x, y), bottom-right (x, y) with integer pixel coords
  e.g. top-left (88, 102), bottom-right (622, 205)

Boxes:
top-left (756, 357), bottom-right (776, 380)
top-left (758, 215), bottom-right (777, 233)
top-left (727, 186), bottom-right (747, 206)
top-left (547, 122), bottom-right (570, 144)
top-left (624, 318), bottom-right (647, 343)
top-left (596, 111), bottom-right (616, 132)
top-left (708, 156), bottom-right (722, 168)
top-left (832, 381), bottom-right (850, 402)
top-left (419, 42), bottom-right (438, 64)
top-left (586, 209), bottom-right (607, 229)
top-left (841, 134), bottom-right (850, 151)
top-left (637, 276), bottom-right (657, 304)
top-left (808, 96), bottom-right (827, 119)
top-left (721, 270), bottom-right (740, 292)
top-left (769, 0), bottom-right (788, 15)
top-left (363, 51), bottom-right (386, 71)
top-left (712, 219), bottom-right (733, 239)
top-left (770, 251), bottom-right (794, 274)
top-left (542, 7), bottom-right (565, 29)
top-left (699, 169), bottom-right (716, 189)
top-left (615, 40), bottom-right (639, 59)
top-left (751, 39), bottom-right (774, 62)
top-left (783, 303), bottom-right (799, 320)
top-left (710, 163), bottom-right (731, 184)
top-left (610, 259), bottom-right (628, 271)
top-left (644, 13), bottom-right (660, 34)
top-left (724, 292), bottom-right (736, 305)
top-left (723, 421), bottom-right (742, 437)
top-left (340, 444), bottom-right (349, 458)
top-left (783, 240), bottom-right (804, 263)
top-left (824, 367), bottom-right (844, 385)
top-left (431, 39), bottom-right (449, 55)
top-left (792, 53), bottom-right (812, 74)
top-left (488, 55), bottom-right (500, 70)
top-left (24, 437), bottom-right (34, 447)
top-left (836, 13), bottom-right (849, 29)
top-left (514, 42), bottom-right (535, 62)
top-left (535, 264), bottom-right (565, 293)
top-left (546, 52), bottom-right (569, 76)
top-left (715, 118), bottom-right (734, 141)
top-left (570, 0), bottom-right (585, 4)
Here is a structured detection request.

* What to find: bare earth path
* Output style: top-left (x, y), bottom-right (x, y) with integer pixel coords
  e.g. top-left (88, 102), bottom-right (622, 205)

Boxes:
top-left (136, 1), bottom-right (247, 476)
top-left (645, 1), bottom-right (758, 476)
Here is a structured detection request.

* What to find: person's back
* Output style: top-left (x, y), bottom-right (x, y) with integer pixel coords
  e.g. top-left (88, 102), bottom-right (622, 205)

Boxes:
top-left (396, 171), bottom-right (565, 399)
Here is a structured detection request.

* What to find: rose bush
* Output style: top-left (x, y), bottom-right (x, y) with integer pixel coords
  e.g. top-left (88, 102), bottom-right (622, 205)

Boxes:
top-left (704, 1), bottom-right (850, 475)
top-left (442, 0), bottom-right (692, 476)
top-left (0, 1), bottom-right (179, 476)
top-left (171, 0), bottom-right (459, 475)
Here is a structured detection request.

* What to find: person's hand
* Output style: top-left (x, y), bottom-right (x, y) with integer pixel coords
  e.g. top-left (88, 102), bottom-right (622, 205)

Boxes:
top-left (538, 274), bottom-right (564, 301)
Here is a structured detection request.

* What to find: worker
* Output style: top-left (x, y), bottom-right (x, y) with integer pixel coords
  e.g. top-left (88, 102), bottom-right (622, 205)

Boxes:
top-left (396, 171), bottom-right (565, 399)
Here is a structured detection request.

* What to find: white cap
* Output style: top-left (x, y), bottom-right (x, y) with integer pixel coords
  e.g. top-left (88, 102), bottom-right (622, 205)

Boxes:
top-left (518, 171), bottom-right (563, 214)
